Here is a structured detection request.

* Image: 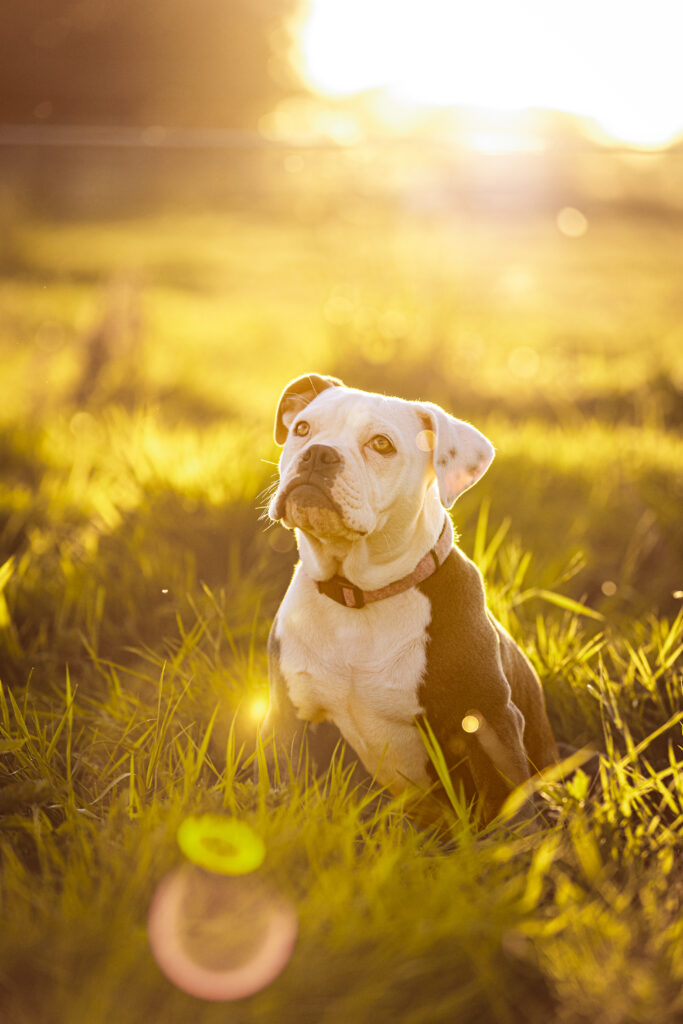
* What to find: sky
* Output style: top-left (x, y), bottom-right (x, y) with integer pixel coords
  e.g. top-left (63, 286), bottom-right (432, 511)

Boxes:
top-left (297, 0), bottom-right (683, 147)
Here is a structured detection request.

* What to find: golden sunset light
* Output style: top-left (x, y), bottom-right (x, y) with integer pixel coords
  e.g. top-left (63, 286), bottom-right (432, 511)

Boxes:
top-left (298, 0), bottom-right (683, 148)
top-left (2, 1), bottom-right (683, 1020)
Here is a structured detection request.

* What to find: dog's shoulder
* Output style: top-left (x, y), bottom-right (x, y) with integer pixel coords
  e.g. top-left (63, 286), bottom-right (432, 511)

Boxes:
top-left (420, 543), bottom-right (492, 638)
top-left (417, 544), bottom-right (511, 721)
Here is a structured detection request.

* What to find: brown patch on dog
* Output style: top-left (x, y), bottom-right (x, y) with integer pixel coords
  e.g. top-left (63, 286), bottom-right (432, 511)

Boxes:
top-left (274, 374), bottom-right (343, 445)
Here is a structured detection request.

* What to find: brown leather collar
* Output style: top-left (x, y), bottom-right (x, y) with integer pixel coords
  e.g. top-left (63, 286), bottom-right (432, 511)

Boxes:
top-left (315, 518), bottom-right (452, 609)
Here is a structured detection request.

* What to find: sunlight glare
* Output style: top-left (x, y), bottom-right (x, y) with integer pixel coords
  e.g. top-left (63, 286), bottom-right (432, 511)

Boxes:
top-left (466, 131), bottom-right (545, 155)
top-left (298, 0), bottom-right (683, 148)
top-left (250, 696), bottom-right (270, 721)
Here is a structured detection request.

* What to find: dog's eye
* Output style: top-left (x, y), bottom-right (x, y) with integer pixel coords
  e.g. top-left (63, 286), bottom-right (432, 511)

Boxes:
top-left (368, 434), bottom-right (396, 455)
top-left (293, 421), bottom-right (310, 437)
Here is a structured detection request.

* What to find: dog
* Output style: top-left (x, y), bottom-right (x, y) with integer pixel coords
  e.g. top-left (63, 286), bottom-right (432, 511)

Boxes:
top-left (262, 373), bottom-right (558, 824)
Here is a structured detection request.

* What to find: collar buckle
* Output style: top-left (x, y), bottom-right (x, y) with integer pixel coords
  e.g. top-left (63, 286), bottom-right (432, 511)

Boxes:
top-left (317, 576), bottom-right (365, 608)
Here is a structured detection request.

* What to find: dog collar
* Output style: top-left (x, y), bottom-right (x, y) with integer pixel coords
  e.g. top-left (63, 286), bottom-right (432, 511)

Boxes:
top-left (315, 518), bottom-right (452, 609)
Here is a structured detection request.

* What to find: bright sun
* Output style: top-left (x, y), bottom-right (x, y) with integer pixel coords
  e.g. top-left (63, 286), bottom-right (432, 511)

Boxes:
top-left (298, 0), bottom-right (683, 148)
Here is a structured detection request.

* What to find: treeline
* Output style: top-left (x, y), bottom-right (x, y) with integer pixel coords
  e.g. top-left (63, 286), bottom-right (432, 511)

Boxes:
top-left (0, 0), bottom-right (301, 129)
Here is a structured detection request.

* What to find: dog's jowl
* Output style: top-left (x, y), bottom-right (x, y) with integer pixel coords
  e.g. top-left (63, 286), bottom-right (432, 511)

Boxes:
top-left (262, 373), bottom-right (558, 823)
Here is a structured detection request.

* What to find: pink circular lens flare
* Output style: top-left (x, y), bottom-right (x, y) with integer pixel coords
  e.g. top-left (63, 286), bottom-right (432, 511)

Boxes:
top-left (147, 865), bottom-right (298, 1001)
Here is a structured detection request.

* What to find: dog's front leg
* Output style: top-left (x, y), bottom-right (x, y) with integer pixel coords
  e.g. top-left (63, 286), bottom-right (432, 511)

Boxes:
top-left (460, 701), bottom-right (532, 824)
top-left (259, 625), bottom-right (370, 786)
top-left (259, 701), bottom-right (363, 784)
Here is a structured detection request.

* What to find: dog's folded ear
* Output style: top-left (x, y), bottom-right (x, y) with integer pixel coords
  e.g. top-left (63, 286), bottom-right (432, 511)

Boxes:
top-left (416, 401), bottom-right (495, 507)
top-left (274, 373), bottom-right (344, 445)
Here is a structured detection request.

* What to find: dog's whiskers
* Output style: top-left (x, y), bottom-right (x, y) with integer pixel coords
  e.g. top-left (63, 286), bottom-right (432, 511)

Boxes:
top-left (256, 477), bottom-right (278, 503)
top-left (255, 477), bottom-right (280, 525)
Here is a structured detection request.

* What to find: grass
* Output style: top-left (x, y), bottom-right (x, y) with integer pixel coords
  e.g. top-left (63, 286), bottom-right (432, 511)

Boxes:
top-left (1, 203), bottom-right (682, 1023)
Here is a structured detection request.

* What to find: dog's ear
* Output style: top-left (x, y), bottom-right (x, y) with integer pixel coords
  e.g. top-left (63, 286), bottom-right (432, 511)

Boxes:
top-left (416, 402), bottom-right (494, 507)
top-left (274, 373), bottom-right (344, 445)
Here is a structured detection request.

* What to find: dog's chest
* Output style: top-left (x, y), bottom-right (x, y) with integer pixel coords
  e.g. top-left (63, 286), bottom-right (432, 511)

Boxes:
top-left (276, 569), bottom-right (432, 791)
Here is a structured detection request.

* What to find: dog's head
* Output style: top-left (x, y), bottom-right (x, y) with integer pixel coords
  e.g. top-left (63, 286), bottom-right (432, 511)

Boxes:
top-left (268, 374), bottom-right (494, 544)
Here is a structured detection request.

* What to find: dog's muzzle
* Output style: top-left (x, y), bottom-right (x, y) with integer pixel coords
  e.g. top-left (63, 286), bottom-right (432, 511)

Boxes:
top-left (272, 443), bottom-right (343, 520)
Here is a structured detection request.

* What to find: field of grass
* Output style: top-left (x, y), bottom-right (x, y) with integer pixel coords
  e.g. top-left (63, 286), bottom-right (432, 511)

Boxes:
top-left (1, 203), bottom-right (682, 1023)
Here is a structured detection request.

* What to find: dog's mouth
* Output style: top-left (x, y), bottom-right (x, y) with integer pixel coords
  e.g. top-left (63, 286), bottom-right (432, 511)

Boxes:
top-left (272, 481), bottom-right (363, 539)
top-left (271, 477), bottom-right (335, 517)
top-left (285, 481), bottom-right (337, 513)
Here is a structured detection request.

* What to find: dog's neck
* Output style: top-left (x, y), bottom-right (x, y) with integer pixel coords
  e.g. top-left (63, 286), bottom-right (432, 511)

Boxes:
top-left (295, 485), bottom-right (451, 591)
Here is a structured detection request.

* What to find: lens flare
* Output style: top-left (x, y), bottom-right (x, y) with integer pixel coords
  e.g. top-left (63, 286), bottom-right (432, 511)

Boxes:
top-left (147, 866), bottom-right (298, 1001)
top-left (177, 815), bottom-right (266, 876)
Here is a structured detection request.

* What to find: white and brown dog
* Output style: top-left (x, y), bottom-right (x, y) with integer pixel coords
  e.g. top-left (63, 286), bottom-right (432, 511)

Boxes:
top-left (262, 373), bottom-right (557, 823)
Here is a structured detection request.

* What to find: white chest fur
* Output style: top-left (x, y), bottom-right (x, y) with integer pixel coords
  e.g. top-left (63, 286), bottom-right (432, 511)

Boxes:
top-left (275, 566), bottom-right (433, 794)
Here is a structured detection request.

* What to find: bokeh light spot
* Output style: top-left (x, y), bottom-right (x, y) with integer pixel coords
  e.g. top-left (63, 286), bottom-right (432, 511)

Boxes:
top-left (556, 206), bottom-right (588, 238)
top-left (177, 816), bottom-right (266, 876)
top-left (69, 410), bottom-right (99, 437)
top-left (461, 714), bottom-right (480, 734)
top-left (601, 580), bottom-right (618, 597)
top-left (416, 429), bottom-right (436, 452)
top-left (268, 528), bottom-right (296, 553)
top-left (148, 866), bottom-right (298, 1001)
top-left (361, 335), bottom-right (396, 365)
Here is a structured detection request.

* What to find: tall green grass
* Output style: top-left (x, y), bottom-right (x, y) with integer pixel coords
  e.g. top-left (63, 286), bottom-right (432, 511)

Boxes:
top-left (1, 209), bottom-right (682, 1022)
top-left (1, 525), bottom-right (681, 1022)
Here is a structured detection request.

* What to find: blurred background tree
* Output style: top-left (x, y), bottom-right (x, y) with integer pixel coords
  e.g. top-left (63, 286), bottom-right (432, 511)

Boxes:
top-left (1, 0), bottom-right (681, 218)
top-left (0, 0), bottom-right (301, 129)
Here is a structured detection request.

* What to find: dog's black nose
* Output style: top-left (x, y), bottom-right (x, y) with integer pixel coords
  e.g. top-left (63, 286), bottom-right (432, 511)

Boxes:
top-left (299, 444), bottom-right (341, 476)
